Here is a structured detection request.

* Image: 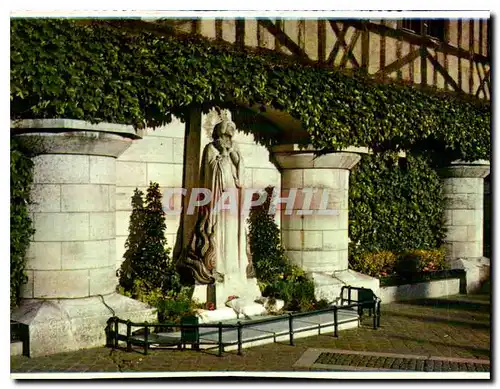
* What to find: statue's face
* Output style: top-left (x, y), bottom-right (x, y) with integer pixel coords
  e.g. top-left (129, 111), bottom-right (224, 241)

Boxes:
top-left (219, 134), bottom-right (232, 149)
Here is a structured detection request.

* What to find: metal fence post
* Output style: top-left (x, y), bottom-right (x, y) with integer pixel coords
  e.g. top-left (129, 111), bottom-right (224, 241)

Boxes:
top-left (218, 322), bottom-right (223, 357)
top-left (114, 317), bottom-right (119, 348)
top-left (144, 321), bottom-right (149, 355)
top-left (333, 306), bottom-right (338, 338)
top-left (237, 322), bottom-right (243, 356)
top-left (288, 313), bottom-right (294, 346)
top-left (126, 320), bottom-right (132, 352)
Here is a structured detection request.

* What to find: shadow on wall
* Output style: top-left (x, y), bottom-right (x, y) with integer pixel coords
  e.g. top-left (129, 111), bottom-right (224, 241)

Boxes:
top-left (483, 174), bottom-right (491, 258)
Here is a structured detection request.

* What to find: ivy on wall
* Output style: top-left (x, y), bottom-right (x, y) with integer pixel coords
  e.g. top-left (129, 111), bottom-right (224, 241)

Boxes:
top-left (348, 152), bottom-right (447, 262)
top-left (10, 139), bottom-right (35, 308)
top-left (10, 18), bottom-right (490, 162)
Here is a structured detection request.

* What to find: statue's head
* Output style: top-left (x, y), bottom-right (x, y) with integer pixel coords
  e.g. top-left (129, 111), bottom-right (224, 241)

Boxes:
top-left (212, 119), bottom-right (236, 141)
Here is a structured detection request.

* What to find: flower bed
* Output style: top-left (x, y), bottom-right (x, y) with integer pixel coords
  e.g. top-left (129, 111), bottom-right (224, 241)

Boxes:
top-left (379, 269), bottom-right (465, 303)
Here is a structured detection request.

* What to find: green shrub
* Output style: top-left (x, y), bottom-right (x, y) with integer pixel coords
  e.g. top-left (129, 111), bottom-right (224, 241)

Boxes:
top-left (118, 182), bottom-right (182, 296)
top-left (350, 247), bottom-right (448, 279)
top-left (395, 247), bottom-right (448, 279)
top-left (10, 138), bottom-right (35, 309)
top-left (248, 189), bottom-right (318, 311)
top-left (117, 182), bottom-right (192, 323)
top-left (349, 251), bottom-right (398, 277)
top-left (247, 186), bottom-right (289, 284)
top-left (349, 153), bottom-right (447, 265)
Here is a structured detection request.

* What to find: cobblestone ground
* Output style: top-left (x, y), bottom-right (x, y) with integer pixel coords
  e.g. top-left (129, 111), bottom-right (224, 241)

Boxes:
top-left (11, 293), bottom-right (490, 373)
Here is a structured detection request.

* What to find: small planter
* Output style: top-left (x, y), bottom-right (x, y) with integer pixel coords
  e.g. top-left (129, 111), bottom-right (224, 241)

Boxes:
top-left (379, 270), bottom-right (465, 304)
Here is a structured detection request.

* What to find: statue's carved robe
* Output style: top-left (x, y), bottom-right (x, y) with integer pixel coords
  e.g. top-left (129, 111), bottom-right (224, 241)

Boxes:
top-left (186, 142), bottom-right (248, 284)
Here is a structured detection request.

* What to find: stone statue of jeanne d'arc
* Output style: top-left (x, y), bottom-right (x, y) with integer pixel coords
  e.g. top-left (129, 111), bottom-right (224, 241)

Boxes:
top-left (177, 118), bottom-right (254, 286)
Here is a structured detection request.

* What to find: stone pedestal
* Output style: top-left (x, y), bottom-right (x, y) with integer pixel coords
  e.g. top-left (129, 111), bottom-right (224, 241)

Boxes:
top-left (439, 160), bottom-right (490, 293)
top-left (11, 119), bottom-right (156, 357)
top-left (271, 145), bottom-right (380, 300)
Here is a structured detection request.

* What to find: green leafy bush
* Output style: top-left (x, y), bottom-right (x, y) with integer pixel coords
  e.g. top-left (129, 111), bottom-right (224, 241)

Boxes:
top-left (118, 183), bottom-right (182, 296)
top-left (11, 18), bottom-right (490, 162)
top-left (247, 186), bottom-right (288, 284)
top-left (350, 247), bottom-right (448, 279)
top-left (395, 248), bottom-right (448, 279)
top-left (248, 186), bottom-right (319, 311)
top-left (349, 251), bottom-right (398, 278)
top-left (117, 182), bottom-right (193, 323)
top-left (10, 139), bottom-right (36, 309)
top-left (349, 153), bottom-right (446, 264)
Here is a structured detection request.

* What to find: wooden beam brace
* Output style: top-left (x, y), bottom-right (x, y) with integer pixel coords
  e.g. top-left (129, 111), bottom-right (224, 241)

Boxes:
top-left (375, 49), bottom-right (421, 76)
top-left (342, 19), bottom-right (490, 64)
top-left (426, 49), bottom-right (462, 92)
top-left (339, 29), bottom-right (361, 68)
top-left (327, 21), bottom-right (349, 64)
top-left (258, 19), bottom-right (310, 60)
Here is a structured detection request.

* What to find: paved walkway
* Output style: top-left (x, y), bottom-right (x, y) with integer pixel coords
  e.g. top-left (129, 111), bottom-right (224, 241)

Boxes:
top-left (11, 294), bottom-right (490, 374)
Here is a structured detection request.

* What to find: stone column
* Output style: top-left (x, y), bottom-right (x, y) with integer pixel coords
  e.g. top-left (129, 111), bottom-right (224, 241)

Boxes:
top-left (11, 119), bottom-right (156, 357)
top-left (271, 145), bottom-right (379, 301)
top-left (439, 160), bottom-right (490, 293)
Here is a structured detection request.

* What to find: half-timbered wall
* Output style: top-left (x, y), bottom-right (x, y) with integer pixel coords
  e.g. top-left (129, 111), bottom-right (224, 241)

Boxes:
top-left (150, 18), bottom-right (490, 100)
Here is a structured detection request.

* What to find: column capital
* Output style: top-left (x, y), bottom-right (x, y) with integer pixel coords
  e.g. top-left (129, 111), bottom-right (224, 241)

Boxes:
top-left (271, 144), bottom-right (361, 170)
top-left (439, 160), bottom-right (490, 179)
top-left (11, 118), bottom-right (142, 158)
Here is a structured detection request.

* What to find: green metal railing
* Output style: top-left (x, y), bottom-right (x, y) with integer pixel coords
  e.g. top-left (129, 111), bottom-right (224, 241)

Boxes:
top-left (107, 288), bottom-right (381, 357)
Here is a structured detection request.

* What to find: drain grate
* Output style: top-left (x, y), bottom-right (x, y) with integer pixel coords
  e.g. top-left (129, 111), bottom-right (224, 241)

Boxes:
top-left (314, 352), bottom-right (490, 372)
top-left (294, 348), bottom-right (490, 373)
